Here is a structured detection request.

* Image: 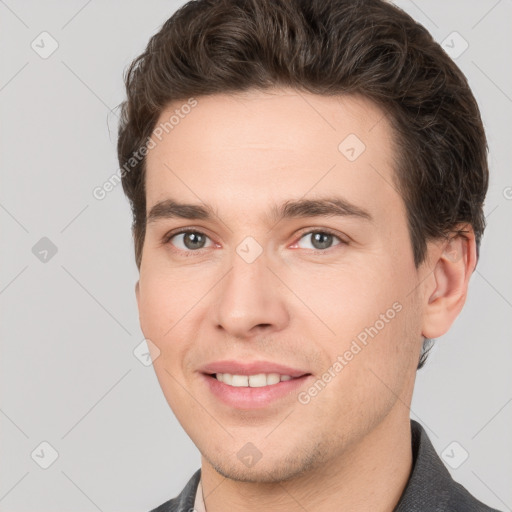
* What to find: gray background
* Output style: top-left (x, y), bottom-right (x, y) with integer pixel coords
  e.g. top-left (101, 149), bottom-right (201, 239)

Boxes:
top-left (0, 1), bottom-right (510, 511)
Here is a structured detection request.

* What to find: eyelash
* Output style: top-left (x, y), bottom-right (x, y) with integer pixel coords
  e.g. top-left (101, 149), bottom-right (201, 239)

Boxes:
top-left (161, 227), bottom-right (347, 256)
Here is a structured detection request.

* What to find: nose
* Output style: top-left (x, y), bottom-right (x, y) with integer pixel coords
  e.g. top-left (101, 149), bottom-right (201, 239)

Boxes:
top-left (213, 248), bottom-right (290, 339)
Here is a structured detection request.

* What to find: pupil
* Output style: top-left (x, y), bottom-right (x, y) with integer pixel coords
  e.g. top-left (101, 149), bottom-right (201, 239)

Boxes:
top-left (185, 232), bottom-right (204, 249)
top-left (313, 232), bottom-right (332, 250)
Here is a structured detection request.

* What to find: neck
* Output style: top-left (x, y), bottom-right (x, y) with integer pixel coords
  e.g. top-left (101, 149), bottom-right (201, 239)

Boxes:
top-left (199, 409), bottom-right (413, 512)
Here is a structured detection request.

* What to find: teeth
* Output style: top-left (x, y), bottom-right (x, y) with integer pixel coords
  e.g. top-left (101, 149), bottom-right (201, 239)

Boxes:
top-left (215, 372), bottom-right (295, 387)
top-left (248, 373), bottom-right (267, 387)
top-left (266, 373), bottom-right (280, 385)
top-left (231, 375), bottom-right (249, 387)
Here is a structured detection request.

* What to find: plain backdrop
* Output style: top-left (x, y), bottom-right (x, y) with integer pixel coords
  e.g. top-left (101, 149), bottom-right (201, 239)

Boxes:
top-left (0, 1), bottom-right (511, 511)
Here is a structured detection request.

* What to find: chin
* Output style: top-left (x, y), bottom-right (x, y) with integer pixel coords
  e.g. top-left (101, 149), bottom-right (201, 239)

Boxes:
top-left (204, 447), bottom-right (323, 483)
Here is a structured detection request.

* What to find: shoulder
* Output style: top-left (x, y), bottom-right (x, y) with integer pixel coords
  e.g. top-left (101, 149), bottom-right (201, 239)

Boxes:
top-left (394, 420), bottom-right (502, 512)
top-left (444, 479), bottom-right (502, 512)
top-left (394, 420), bottom-right (499, 512)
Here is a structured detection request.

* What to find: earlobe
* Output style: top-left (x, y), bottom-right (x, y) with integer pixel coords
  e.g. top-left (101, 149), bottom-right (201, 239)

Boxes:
top-left (421, 226), bottom-right (477, 339)
top-left (135, 280), bottom-right (140, 307)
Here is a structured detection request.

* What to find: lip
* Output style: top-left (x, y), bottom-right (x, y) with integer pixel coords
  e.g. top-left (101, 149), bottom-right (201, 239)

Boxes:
top-left (202, 373), bottom-right (312, 409)
top-left (199, 360), bottom-right (309, 378)
top-left (199, 360), bottom-right (313, 409)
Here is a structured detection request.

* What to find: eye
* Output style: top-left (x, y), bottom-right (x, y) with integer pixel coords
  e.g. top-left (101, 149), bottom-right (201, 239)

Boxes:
top-left (163, 228), bottom-right (346, 254)
top-left (165, 230), bottom-right (213, 252)
top-left (295, 230), bottom-right (344, 251)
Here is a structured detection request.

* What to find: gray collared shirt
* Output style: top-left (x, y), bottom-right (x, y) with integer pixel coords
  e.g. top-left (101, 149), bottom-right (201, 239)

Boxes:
top-left (149, 420), bottom-right (501, 511)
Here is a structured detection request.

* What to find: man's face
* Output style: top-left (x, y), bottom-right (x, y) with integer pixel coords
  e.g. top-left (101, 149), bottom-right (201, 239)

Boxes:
top-left (136, 89), bottom-right (426, 482)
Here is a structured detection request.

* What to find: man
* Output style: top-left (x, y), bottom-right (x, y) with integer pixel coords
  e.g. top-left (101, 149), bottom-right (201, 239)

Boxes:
top-left (117, 0), bottom-right (500, 510)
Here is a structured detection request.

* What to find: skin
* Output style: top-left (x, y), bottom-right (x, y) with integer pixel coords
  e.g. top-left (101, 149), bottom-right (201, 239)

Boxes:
top-left (135, 88), bottom-right (476, 512)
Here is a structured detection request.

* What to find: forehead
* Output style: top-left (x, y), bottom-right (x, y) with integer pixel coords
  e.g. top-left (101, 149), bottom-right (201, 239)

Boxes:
top-left (144, 88), bottom-right (399, 220)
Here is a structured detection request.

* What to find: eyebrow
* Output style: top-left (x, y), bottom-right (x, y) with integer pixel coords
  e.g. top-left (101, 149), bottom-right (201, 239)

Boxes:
top-left (146, 196), bottom-right (372, 225)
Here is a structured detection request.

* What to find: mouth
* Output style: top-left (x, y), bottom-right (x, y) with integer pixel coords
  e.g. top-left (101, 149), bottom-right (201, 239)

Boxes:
top-left (200, 362), bottom-right (313, 409)
top-left (208, 372), bottom-right (302, 387)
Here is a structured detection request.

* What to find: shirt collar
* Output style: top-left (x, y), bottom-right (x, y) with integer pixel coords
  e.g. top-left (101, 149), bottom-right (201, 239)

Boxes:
top-left (194, 478), bottom-right (207, 512)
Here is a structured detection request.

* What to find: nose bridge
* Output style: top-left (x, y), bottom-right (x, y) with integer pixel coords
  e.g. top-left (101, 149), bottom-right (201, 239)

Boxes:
top-left (213, 240), bottom-right (289, 337)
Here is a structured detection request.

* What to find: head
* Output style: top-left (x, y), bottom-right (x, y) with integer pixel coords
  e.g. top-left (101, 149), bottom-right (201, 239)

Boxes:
top-left (117, 0), bottom-right (488, 483)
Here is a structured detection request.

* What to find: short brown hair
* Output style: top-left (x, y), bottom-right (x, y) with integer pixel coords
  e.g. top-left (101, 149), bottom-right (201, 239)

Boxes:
top-left (117, 0), bottom-right (489, 368)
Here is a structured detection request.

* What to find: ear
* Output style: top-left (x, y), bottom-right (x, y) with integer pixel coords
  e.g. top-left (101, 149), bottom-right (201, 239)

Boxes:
top-left (421, 225), bottom-right (477, 339)
top-left (135, 280), bottom-right (140, 308)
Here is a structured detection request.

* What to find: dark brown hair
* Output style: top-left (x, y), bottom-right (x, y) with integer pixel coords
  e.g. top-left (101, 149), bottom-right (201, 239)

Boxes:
top-left (117, 0), bottom-right (489, 368)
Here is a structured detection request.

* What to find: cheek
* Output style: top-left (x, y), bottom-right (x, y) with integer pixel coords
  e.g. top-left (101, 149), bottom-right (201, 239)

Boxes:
top-left (137, 271), bottom-right (190, 349)
top-left (305, 297), bottom-right (421, 440)
top-left (293, 259), bottom-right (397, 333)
top-left (137, 266), bottom-right (216, 381)
top-left (299, 255), bottom-right (420, 378)
top-left (138, 259), bottom-right (204, 321)
top-left (137, 273), bottom-right (196, 408)
top-left (137, 280), bottom-right (168, 340)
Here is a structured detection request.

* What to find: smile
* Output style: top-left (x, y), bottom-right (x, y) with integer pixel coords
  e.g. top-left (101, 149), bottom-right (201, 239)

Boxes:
top-left (214, 372), bottom-right (294, 387)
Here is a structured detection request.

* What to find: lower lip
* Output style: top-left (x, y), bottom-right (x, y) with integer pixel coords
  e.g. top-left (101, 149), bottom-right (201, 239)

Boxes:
top-left (202, 374), bottom-right (312, 409)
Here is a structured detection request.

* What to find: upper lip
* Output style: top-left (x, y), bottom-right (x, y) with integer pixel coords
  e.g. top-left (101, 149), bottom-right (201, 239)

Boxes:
top-left (200, 360), bottom-right (310, 378)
